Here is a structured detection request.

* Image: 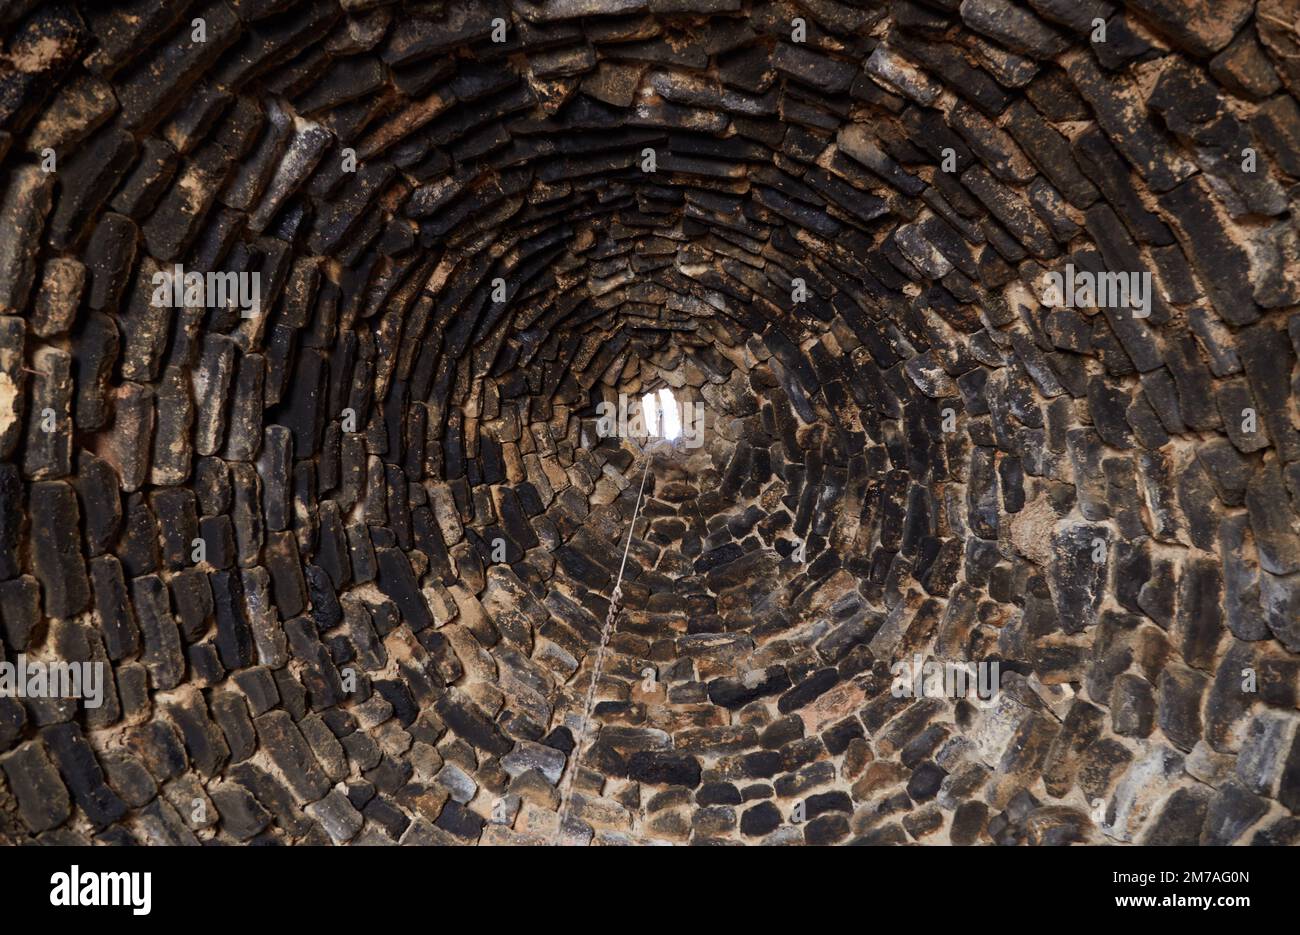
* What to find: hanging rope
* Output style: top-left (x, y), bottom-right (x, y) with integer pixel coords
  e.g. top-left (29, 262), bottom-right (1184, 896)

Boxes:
top-left (552, 451), bottom-right (653, 845)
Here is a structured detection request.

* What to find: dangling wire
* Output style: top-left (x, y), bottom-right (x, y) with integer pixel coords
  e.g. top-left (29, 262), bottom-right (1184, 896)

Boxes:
top-left (552, 450), bottom-right (653, 845)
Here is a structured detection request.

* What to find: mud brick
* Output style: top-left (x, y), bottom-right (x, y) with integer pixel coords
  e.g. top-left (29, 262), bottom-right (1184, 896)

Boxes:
top-left (264, 529), bottom-right (306, 619)
top-left (342, 731), bottom-right (382, 772)
top-left (346, 521), bottom-right (377, 584)
top-left (31, 256), bottom-right (85, 338)
top-left (185, 641), bottom-right (222, 686)
top-left (0, 166), bottom-right (54, 312)
top-left (209, 568), bottom-right (254, 671)
top-left (82, 623), bottom-right (122, 729)
top-left (17, 619), bottom-right (92, 726)
top-left (194, 456), bottom-right (231, 516)
top-left (80, 1), bottom-right (181, 74)
top-left (79, 212), bottom-right (135, 315)
top-left (89, 556), bottom-right (139, 660)
top-left (257, 424), bottom-right (292, 531)
top-left (29, 480), bottom-right (89, 618)
top-left (315, 499), bottom-right (351, 589)
top-left (241, 566), bottom-right (287, 667)
top-left (47, 127), bottom-right (138, 251)
top-left (23, 346), bottom-right (73, 479)
top-left (0, 463), bottom-right (21, 578)
top-left (160, 685), bottom-right (230, 778)
top-left (111, 137), bottom-right (179, 219)
top-left (42, 722), bottom-right (128, 828)
top-left (0, 739), bottom-right (72, 833)
top-left (70, 452), bottom-right (120, 557)
top-left (339, 433), bottom-right (366, 512)
top-left (205, 697), bottom-right (250, 769)
top-left (343, 603), bottom-right (386, 674)
top-left (98, 382), bottom-right (153, 492)
top-left (130, 573), bottom-right (184, 690)
top-left (1157, 664), bottom-right (1208, 753)
top-left (222, 98), bottom-right (292, 211)
top-left (308, 162), bottom-right (397, 255)
top-left (961, 165), bottom-right (1057, 259)
top-left (1125, 0), bottom-right (1251, 57)
top-left (132, 797), bottom-right (198, 844)
top-left (281, 348), bottom-right (329, 455)
top-left (293, 460), bottom-right (319, 552)
top-left (227, 760), bottom-right (313, 838)
top-left (143, 144), bottom-right (233, 260)
top-left (384, 463), bottom-right (410, 548)
top-left (118, 260), bottom-right (172, 383)
top-left (1158, 178), bottom-right (1260, 327)
top-left (375, 545), bottom-right (434, 631)
top-left (0, 318), bottom-right (22, 460)
top-left (199, 514), bottom-right (237, 570)
top-left (253, 709), bottom-right (332, 805)
top-left (119, 494), bottom-right (161, 578)
top-left (169, 567), bottom-right (214, 643)
top-left (960, 0), bottom-right (1069, 59)
top-left (232, 666), bottom-right (280, 717)
top-left (1246, 457), bottom-right (1300, 576)
top-left (112, 662), bottom-right (149, 723)
top-left (212, 356), bottom-right (259, 463)
top-left (1067, 57), bottom-right (1195, 193)
top-left (150, 366), bottom-right (194, 486)
top-left (230, 462), bottom-right (264, 565)
top-left (435, 691), bottom-right (514, 757)
top-left (1072, 128), bottom-right (1171, 247)
top-left (0, 574), bottom-right (40, 652)
top-left (112, 1), bottom-right (239, 131)
top-left (192, 334), bottom-right (238, 457)
top-left (1252, 95), bottom-right (1300, 178)
top-left (1236, 322), bottom-right (1300, 462)
top-left (150, 487), bottom-right (199, 571)
top-left (247, 117), bottom-right (335, 232)
top-left (99, 749), bottom-right (157, 810)
top-left (300, 563), bottom-right (338, 632)
top-left (284, 615), bottom-right (346, 709)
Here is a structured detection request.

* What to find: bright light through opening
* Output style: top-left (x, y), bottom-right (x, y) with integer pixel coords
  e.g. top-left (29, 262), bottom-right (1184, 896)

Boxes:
top-left (640, 388), bottom-right (681, 441)
top-left (658, 387), bottom-right (681, 440)
top-left (641, 392), bottom-right (659, 438)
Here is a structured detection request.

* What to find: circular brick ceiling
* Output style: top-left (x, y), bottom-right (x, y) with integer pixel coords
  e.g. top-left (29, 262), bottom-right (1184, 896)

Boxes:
top-left (0, 0), bottom-right (1299, 847)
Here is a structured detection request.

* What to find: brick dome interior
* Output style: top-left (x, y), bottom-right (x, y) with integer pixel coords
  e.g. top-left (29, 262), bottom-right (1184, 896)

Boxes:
top-left (1, 0), bottom-right (1299, 846)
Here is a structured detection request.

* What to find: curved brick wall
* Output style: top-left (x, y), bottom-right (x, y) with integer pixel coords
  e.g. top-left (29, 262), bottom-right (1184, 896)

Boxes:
top-left (0, 0), bottom-right (1298, 846)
